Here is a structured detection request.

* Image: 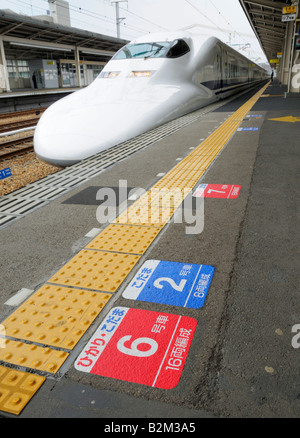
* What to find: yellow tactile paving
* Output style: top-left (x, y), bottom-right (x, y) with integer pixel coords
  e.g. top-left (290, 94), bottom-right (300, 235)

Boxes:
top-left (49, 251), bottom-right (140, 293)
top-left (2, 285), bottom-right (112, 349)
top-left (181, 153), bottom-right (218, 165)
top-left (0, 339), bottom-right (69, 373)
top-left (114, 204), bottom-right (176, 227)
top-left (151, 180), bottom-right (195, 191)
top-left (0, 365), bottom-right (45, 415)
top-left (149, 172), bottom-right (202, 190)
top-left (135, 188), bottom-right (188, 209)
top-left (86, 224), bottom-right (161, 255)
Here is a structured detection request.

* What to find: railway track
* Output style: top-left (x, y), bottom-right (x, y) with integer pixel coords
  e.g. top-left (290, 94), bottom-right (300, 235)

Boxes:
top-left (0, 107), bottom-right (46, 119)
top-left (0, 107), bottom-right (46, 134)
top-left (0, 119), bottom-right (38, 134)
top-left (0, 135), bottom-right (34, 160)
top-left (0, 108), bottom-right (46, 160)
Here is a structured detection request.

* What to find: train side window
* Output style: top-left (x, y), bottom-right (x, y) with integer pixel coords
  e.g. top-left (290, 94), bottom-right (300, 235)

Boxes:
top-left (166, 39), bottom-right (190, 58)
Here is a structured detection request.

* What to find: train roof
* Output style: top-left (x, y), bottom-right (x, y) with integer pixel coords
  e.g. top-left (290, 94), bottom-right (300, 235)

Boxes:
top-left (129, 31), bottom-right (266, 72)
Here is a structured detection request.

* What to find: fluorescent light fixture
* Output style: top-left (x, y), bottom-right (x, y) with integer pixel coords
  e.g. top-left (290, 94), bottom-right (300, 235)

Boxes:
top-left (10, 42), bottom-right (72, 52)
top-left (81, 50), bottom-right (113, 56)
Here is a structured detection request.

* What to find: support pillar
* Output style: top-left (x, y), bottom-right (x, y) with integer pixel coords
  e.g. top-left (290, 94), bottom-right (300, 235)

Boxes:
top-left (281, 21), bottom-right (294, 85)
top-left (74, 46), bottom-right (82, 87)
top-left (0, 37), bottom-right (11, 92)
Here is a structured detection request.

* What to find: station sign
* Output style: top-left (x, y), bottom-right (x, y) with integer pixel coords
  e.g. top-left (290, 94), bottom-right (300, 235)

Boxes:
top-left (282, 5), bottom-right (297, 22)
top-left (74, 307), bottom-right (197, 389)
top-left (282, 5), bottom-right (297, 14)
top-left (282, 14), bottom-right (297, 22)
top-left (237, 127), bottom-right (259, 131)
top-left (281, 5), bottom-right (297, 23)
top-left (193, 184), bottom-right (241, 199)
top-left (0, 168), bottom-right (12, 180)
top-left (277, 52), bottom-right (282, 59)
top-left (270, 59), bottom-right (279, 64)
top-left (122, 259), bottom-right (215, 309)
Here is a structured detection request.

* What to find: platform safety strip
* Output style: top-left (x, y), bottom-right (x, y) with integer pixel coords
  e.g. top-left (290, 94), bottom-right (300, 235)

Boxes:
top-left (0, 365), bottom-right (45, 415)
top-left (0, 82), bottom-right (269, 415)
top-left (0, 339), bottom-right (69, 373)
top-left (48, 251), bottom-right (141, 292)
top-left (2, 285), bottom-right (112, 349)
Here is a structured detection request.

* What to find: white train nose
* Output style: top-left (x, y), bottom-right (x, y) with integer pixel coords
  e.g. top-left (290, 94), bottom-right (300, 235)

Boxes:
top-left (34, 126), bottom-right (114, 166)
top-left (33, 99), bottom-right (116, 166)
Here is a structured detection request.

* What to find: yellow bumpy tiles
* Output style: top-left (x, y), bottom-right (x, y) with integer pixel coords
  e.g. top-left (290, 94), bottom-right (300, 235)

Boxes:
top-left (114, 203), bottom-right (176, 227)
top-left (0, 339), bottom-right (69, 373)
top-left (0, 365), bottom-right (45, 415)
top-left (49, 250), bottom-right (140, 293)
top-left (2, 284), bottom-right (112, 349)
top-left (86, 224), bottom-right (161, 255)
top-left (135, 188), bottom-right (189, 209)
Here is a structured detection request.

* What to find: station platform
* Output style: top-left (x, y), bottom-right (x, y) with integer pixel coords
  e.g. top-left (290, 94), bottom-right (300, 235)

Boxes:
top-left (0, 87), bottom-right (79, 98)
top-left (0, 87), bottom-right (79, 113)
top-left (0, 80), bottom-right (299, 420)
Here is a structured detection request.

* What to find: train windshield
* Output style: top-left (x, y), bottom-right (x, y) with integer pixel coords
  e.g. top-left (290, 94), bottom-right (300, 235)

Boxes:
top-left (112, 42), bottom-right (171, 60)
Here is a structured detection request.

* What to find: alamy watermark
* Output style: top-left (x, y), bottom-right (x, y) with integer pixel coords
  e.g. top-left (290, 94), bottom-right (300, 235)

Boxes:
top-left (291, 324), bottom-right (300, 349)
top-left (95, 180), bottom-right (204, 235)
top-left (291, 64), bottom-right (300, 89)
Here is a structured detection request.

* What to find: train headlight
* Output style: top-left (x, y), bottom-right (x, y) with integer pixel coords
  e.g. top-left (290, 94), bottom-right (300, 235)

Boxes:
top-left (128, 71), bottom-right (155, 78)
top-left (99, 71), bottom-right (120, 79)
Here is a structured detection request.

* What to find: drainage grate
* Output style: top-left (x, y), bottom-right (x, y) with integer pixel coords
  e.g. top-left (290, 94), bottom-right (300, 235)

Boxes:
top-left (0, 196), bottom-right (47, 215)
top-left (0, 93), bottom-right (246, 230)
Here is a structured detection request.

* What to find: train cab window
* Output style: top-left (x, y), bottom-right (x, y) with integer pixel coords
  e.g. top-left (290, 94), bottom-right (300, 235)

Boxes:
top-left (166, 39), bottom-right (190, 58)
top-left (112, 42), bottom-right (171, 60)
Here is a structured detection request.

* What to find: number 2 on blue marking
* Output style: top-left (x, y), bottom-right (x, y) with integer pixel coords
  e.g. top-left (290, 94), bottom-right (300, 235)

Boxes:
top-left (153, 277), bottom-right (187, 292)
top-left (122, 260), bottom-right (215, 309)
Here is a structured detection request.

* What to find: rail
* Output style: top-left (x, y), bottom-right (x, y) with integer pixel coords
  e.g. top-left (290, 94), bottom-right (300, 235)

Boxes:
top-left (0, 136), bottom-right (34, 160)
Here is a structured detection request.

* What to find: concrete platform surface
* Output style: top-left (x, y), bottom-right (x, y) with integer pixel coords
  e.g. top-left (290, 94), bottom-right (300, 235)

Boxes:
top-left (0, 81), bottom-right (299, 420)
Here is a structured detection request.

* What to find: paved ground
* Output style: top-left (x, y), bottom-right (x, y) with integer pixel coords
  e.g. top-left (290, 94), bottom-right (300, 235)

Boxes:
top-left (0, 81), bottom-right (299, 420)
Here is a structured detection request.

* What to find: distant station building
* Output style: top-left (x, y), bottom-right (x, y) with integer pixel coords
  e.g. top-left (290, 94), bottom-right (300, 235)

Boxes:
top-left (0, 1), bottom-right (128, 92)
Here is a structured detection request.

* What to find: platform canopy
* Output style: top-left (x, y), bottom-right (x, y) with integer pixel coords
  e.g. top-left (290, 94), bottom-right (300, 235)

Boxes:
top-left (0, 9), bottom-right (128, 62)
top-left (239, 0), bottom-right (291, 61)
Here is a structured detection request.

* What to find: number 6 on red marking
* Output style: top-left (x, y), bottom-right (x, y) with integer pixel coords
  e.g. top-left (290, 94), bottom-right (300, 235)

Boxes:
top-left (74, 307), bottom-right (197, 389)
top-left (117, 335), bottom-right (158, 357)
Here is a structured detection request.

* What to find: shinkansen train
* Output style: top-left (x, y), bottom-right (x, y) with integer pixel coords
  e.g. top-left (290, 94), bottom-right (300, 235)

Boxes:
top-left (34, 31), bottom-right (268, 166)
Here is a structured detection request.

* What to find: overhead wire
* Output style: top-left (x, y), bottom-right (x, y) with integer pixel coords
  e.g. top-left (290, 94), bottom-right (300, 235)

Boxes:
top-left (183, 0), bottom-right (228, 36)
top-left (207, 0), bottom-right (251, 46)
top-left (184, 0), bottom-right (266, 61)
top-left (5, 0), bottom-right (154, 38)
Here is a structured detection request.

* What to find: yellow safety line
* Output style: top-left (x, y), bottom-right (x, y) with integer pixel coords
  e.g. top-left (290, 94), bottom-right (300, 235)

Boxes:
top-left (0, 82), bottom-right (268, 415)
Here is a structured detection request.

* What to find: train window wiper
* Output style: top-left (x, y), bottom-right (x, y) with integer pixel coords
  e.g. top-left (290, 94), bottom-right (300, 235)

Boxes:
top-left (112, 42), bottom-right (171, 60)
top-left (143, 44), bottom-right (169, 59)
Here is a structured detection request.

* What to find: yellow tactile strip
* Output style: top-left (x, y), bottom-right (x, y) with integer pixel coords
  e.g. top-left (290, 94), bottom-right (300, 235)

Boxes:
top-left (1, 285), bottom-right (112, 350)
top-left (48, 251), bottom-right (141, 293)
top-left (114, 204), bottom-right (176, 227)
top-left (135, 188), bottom-right (189, 209)
top-left (0, 365), bottom-right (45, 415)
top-left (0, 339), bottom-right (69, 374)
top-left (86, 224), bottom-right (161, 255)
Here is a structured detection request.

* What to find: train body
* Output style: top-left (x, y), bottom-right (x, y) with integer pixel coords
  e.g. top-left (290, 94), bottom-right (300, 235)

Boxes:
top-left (34, 31), bottom-right (267, 166)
